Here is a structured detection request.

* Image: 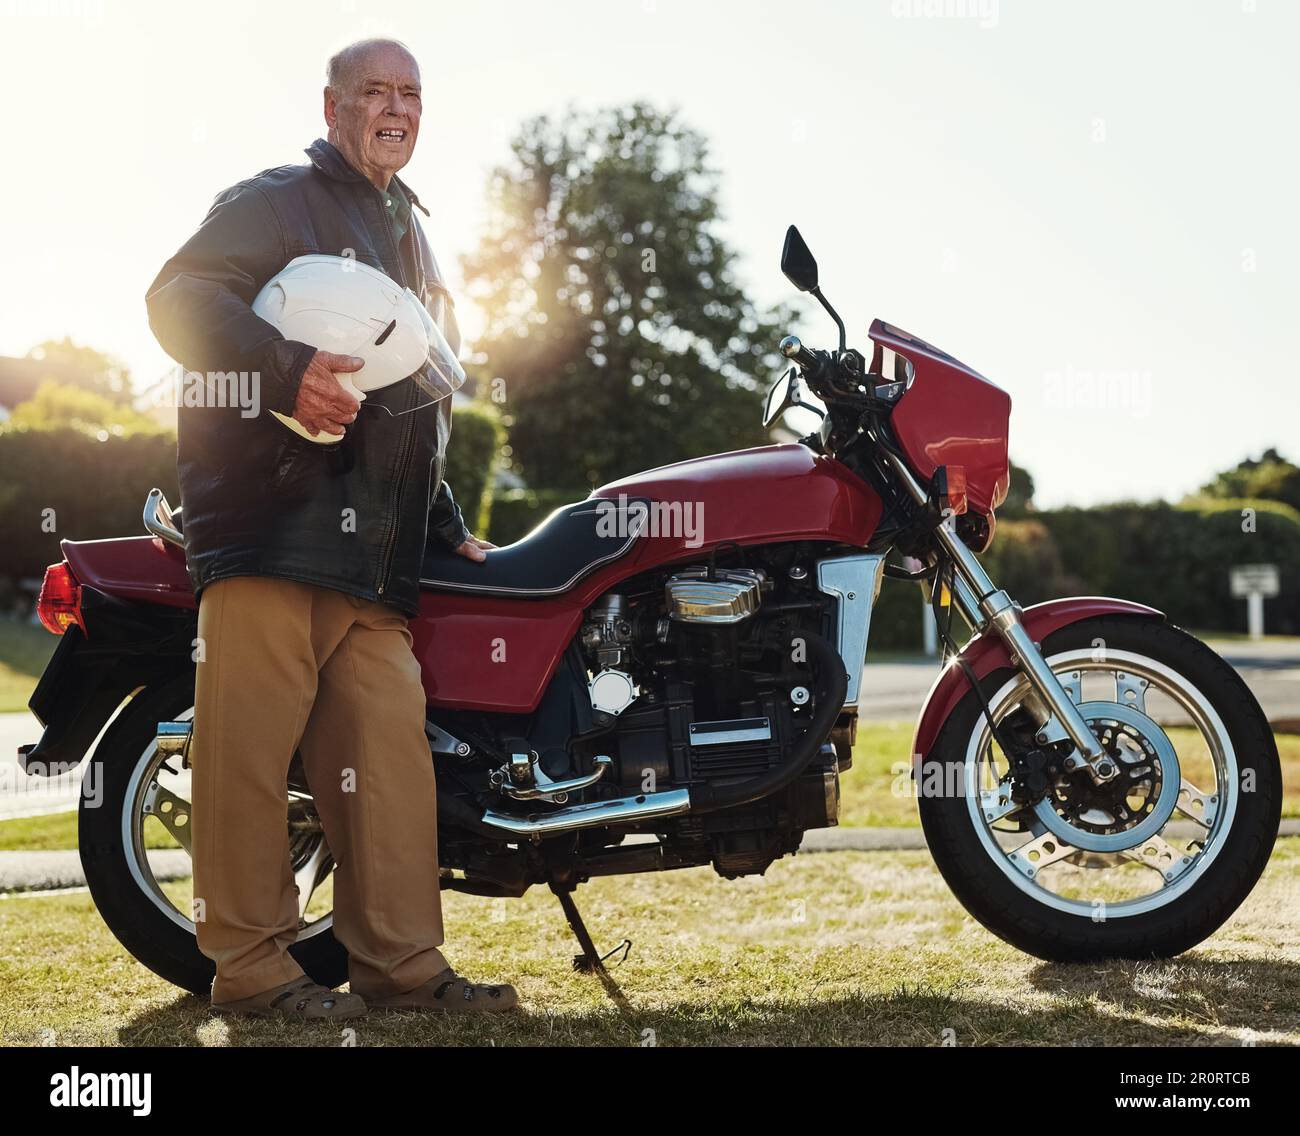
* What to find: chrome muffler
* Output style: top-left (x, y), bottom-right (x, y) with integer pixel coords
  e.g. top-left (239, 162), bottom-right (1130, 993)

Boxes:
top-left (481, 788), bottom-right (692, 839)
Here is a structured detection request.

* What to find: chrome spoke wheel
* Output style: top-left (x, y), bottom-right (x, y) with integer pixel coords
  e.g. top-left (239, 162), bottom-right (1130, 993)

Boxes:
top-left (122, 706), bottom-right (337, 939)
top-left (964, 648), bottom-right (1238, 918)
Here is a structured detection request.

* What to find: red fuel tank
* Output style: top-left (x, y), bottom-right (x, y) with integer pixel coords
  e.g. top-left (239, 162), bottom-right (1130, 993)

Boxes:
top-left (591, 442), bottom-right (882, 562)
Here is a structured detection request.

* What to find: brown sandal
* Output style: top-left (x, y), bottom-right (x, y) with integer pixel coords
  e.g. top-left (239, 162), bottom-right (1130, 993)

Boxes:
top-left (364, 967), bottom-right (520, 1014)
top-left (211, 975), bottom-right (367, 1020)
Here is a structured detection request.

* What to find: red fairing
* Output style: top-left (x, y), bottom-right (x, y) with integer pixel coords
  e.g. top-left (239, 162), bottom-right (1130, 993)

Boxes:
top-left (911, 596), bottom-right (1164, 762)
top-left (412, 443), bottom-right (884, 712)
top-left (62, 536), bottom-right (196, 610)
top-left (871, 319), bottom-right (1011, 515)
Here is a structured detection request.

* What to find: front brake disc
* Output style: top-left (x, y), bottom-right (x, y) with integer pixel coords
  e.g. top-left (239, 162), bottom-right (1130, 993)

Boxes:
top-left (1029, 701), bottom-right (1181, 853)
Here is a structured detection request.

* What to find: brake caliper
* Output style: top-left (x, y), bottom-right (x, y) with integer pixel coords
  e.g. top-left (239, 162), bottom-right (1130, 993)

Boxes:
top-left (1007, 747), bottom-right (1064, 805)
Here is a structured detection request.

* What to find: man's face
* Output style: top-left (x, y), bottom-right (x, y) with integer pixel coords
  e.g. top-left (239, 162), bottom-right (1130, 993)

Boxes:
top-left (325, 44), bottom-right (421, 189)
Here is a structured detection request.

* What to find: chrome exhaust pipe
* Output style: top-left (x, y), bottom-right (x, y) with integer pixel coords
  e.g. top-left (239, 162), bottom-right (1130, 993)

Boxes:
top-left (476, 632), bottom-right (844, 838)
top-left (480, 788), bottom-right (692, 839)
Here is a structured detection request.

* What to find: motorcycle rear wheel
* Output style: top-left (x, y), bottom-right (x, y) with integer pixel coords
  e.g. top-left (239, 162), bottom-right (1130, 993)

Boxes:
top-left (78, 675), bottom-right (348, 996)
top-left (918, 617), bottom-right (1281, 961)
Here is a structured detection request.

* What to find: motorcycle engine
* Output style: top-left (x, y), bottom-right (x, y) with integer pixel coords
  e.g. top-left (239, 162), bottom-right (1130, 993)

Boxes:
top-left (575, 564), bottom-right (843, 878)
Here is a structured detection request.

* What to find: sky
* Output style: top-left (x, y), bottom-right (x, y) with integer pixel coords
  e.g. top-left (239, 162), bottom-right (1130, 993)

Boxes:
top-left (0, 0), bottom-right (1296, 508)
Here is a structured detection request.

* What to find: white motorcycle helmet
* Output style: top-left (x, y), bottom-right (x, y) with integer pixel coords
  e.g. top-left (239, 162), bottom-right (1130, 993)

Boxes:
top-left (251, 254), bottom-right (466, 445)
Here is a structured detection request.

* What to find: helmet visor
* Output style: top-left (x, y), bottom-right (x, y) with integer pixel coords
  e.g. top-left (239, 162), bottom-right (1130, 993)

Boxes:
top-left (410, 307), bottom-right (467, 404)
top-left (359, 297), bottom-right (466, 419)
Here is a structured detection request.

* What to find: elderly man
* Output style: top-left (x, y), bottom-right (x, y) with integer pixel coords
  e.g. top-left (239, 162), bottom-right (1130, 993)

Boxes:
top-left (145, 38), bottom-right (518, 1019)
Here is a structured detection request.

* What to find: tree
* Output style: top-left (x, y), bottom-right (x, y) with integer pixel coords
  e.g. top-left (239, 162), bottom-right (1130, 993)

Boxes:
top-left (5, 380), bottom-right (165, 437)
top-left (24, 338), bottom-right (132, 402)
top-left (1195, 448), bottom-right (1300, 513)
top-left (461, 103), bottom-right (793, 490)
top-left (1001, 461), bottom-right (1036, 516)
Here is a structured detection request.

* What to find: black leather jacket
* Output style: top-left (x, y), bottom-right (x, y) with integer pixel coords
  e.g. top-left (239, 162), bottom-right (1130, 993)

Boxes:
top-left (145, 138), bottom-right (469, 618)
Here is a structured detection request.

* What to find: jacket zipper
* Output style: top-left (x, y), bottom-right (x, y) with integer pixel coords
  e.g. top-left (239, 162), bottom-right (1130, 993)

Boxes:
top-left (374, 187), bottom-right (419, 597)
top-left (377, 407), bottom-right (418, 596)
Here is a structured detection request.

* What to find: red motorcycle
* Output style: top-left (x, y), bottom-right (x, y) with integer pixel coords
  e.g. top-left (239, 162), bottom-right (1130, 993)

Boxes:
top-left (23, 227), bottom-right (1281, 993)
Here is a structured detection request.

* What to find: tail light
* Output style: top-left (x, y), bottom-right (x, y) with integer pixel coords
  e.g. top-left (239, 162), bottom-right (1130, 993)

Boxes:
top-left (36, 562), bottom-right (84, 636)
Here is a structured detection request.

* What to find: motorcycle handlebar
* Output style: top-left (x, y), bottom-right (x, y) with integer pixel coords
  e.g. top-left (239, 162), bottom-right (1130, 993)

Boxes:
top-left (778, 335), bottom-right (824, 373)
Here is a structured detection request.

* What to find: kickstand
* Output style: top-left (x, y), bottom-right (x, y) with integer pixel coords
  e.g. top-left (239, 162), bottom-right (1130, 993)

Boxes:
top-left (550, 883), bottom-right (631, 975)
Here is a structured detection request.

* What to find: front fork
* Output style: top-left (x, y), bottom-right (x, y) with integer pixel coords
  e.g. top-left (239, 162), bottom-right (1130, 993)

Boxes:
top-left (879, 447), bottom-right (1114, 778)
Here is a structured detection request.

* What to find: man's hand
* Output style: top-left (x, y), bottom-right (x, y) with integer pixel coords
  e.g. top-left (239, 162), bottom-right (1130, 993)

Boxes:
top-left (452, 535), bottom-right (497, 563)
top-left (291, 350), bottom-right (364, 437)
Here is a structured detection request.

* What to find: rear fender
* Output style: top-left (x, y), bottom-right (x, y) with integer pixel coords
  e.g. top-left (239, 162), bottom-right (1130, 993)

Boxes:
top-left (21, 587), bottom-right (197, 775)
top-left (910, 596), bottom-right (1164, 763)
top-left (62, 535), bottom-right (195, 609)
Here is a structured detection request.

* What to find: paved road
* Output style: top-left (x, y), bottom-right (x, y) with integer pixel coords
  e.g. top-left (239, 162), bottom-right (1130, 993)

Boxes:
top-left (860, 638), bottom-right (1300, 730)
top-left (0, 712), bottom-right (93, 820)
top-left (2, 639), bottom-right (1296, 822)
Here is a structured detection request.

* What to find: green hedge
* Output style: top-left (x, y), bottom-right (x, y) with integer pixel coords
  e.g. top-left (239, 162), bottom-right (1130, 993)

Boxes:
top-left (868, 519), bottom-right (1074, 651)
top-left (867, 580), bottom-right (925, 650)
top-left (1037, 500), bottom-right (1300, 635)
top-left (443, 402), bottom-right (505, 536)
top-left (871, 502), bottom-right (1300, 651)
top-left (0, 426), bottom-right (179, 584)
top-left (977, 517), bottom-right (1077, 603)
top-left (487, 488), bottom-right (589, 546)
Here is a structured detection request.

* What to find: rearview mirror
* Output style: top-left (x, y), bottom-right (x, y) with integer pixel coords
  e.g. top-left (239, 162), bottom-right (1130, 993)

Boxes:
top-left (781, 225), bottom-right (819, 292)
top-left (763, 368), bottom-right (826, 427)
top-left (763, 369), bottom-right (796, 427)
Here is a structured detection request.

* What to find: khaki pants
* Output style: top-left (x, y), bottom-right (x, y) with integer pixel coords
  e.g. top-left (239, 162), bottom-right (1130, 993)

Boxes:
top-left (190, 576), bottom-right (448, 1003)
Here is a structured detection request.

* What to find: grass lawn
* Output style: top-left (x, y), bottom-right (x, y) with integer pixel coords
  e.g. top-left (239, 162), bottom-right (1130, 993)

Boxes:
top-left (0, 619), bottom-right (55, 714)
top-left (0, 810), bottom-right (181, 853)
top-left (0, 811), bottom-right (81, 853)
top-left (1, 840), bottom-right (1297, 1047)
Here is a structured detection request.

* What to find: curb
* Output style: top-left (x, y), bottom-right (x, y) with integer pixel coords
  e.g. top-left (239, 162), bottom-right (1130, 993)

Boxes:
top-left (0, 849), bottom-right (191, 895)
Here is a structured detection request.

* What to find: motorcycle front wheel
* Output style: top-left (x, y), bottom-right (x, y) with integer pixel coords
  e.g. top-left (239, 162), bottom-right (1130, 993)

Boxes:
top-left (918, 616), bottom-right (1281, 961)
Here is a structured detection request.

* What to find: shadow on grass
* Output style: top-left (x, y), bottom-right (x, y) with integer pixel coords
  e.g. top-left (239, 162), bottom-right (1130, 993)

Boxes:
top-left (102, 962), bottom-right (1300, 1047)
top-left (1028, 958), bottom-right (1300, 1043)
top-left (6, 847), bottom-right (1297, 1047)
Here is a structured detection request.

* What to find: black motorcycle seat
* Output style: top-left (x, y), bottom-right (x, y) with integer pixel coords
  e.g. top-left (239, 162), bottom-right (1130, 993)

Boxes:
top-left (419, 496), bottom-right (651, 597)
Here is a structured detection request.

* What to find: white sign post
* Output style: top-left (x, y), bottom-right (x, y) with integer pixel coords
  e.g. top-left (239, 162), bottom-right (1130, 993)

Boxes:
top-left (1229, 564), bottom-right (1279, 640)
top-left (922, 597), bottom-right (938, 657)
